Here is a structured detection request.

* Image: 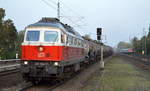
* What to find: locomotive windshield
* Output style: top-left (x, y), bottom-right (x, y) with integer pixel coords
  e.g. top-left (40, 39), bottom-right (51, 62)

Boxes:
top-left (26, 31), bottom-right (40, 41)
top-left (44, 31), bottom-right (58, 42)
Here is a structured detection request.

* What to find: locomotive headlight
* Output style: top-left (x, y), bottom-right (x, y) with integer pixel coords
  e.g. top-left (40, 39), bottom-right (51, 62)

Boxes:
top-left (24, 61), bottom-right (28, 65)
top-left (54, 62), bottom-right (59, 66)
top-left (39, 47), bottom-right (44, 52)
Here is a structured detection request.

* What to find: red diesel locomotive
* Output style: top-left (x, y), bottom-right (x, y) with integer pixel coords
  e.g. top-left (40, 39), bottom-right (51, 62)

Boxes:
top-left (21, 18), bottom-right (112, 82)
top-left (21, 18), bottom-right (88, 81)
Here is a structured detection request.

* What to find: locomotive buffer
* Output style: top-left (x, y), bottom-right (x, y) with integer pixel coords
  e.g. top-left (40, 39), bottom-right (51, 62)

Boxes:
top-left (97, 28), bottom-right (104, 69)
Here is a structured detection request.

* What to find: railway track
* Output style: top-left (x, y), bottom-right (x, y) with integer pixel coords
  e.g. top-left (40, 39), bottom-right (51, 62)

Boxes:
top-left (120, 53), bottom-right (150, 70)
top-left (17, 63), bottom-right (89, 91)
top-left (17, 79), bottom-right (67, 91)
top-left (0, 59), bottom-right (20, 66)
top-left (0, 59), bottom-right (20, 77)
top-left (0, 64), bottom-right (20, 76)
top-left (0, 69), bottom-right (20, 76)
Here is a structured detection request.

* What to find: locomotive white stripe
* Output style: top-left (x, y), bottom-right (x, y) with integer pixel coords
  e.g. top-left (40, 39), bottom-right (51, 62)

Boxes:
top-left (22, 42), bottom-right (84, 48)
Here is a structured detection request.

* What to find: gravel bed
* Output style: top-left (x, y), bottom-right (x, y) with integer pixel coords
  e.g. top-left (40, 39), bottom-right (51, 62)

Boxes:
top-left (0, 72), bottom-right (24, 91)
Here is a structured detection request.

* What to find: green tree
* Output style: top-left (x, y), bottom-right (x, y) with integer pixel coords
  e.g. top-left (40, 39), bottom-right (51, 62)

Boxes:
top-left (132, 37), bottom-right (141, 54)
top-left (0, 8), bottom-right (5, 26)
top-left (0, 8), bottom-right (17, 59)
top-left (131, 25), bottom-right (150, 56)
top-left (147, 24), bottom-right (150, 37)
top-left (146, 37), bottom-right (150, 55)
top-left (16, 30), bottom-right (25, 57)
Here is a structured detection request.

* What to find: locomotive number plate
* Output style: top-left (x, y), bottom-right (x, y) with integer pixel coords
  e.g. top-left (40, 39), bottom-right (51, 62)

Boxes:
top-left (38, 52), bottom-right (45, 58)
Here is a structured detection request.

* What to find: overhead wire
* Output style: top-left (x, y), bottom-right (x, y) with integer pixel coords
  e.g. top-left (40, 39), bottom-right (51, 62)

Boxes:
top-left (40, 0), bottom-right (57, 10)
top-left (59, 2), bottom-right (87, 28)
top-left (60, 1), bottom-right (86, 23)
top-left (40, 0), bottom-right (87, 28)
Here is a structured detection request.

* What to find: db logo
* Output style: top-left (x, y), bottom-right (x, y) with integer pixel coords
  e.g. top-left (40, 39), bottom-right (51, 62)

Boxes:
top-left (38, 52), bottom-right (45, 57)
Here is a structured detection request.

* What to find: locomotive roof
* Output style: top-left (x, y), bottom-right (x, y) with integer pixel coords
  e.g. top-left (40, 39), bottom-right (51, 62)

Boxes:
top-left (27, 18), bottom-right (63, 29)
top-left (27, 17), bottom-right (82, 38)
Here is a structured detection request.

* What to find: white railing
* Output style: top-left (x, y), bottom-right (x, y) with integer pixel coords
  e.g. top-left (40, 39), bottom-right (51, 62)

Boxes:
top-left (0, 59), bottom-right (21, 72)
top-left (0, 59), bottom-right (20, 62)
top-left (0, 64), bottom-right (20, 72)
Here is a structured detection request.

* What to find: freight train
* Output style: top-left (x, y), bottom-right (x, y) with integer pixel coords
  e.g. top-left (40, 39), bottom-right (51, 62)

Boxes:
top-left (21, 18), bottom-right (113, 83)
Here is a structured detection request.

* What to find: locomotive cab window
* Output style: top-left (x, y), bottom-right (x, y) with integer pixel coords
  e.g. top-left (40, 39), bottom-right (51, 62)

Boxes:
top-left (26, 31), bottom-right (40, 41)
top-left (44, 31), bottom-right (58, 42)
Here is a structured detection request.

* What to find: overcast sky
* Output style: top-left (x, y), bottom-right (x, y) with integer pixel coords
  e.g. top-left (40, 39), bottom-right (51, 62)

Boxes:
top-left (1, 0), bottom-right (150, 47)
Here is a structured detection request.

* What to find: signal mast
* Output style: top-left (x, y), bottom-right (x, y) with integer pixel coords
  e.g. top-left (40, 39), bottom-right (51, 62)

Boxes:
top-left (97, 28), bottom-right (104, 69)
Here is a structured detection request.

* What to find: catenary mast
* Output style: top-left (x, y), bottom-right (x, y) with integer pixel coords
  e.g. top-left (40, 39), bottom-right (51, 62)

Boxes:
top-left (57, 0), bottom-right (60, 20)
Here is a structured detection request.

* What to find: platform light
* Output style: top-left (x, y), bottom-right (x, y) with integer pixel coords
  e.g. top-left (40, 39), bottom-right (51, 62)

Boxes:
top-left (24, 61), bottom-right (28, 65)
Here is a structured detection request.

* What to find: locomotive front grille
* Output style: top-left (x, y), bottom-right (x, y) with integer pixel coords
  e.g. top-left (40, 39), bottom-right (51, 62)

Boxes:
top-left (21, 61), bottom-right (59, 77)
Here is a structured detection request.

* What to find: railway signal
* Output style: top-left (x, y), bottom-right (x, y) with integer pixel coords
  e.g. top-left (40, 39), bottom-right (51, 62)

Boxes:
top-left (97, 28), bottom-right (104, 69)
top-left (97, 35), bottom-right (101, 40)
top-left (97, 28), bottom-right (102, 36)
top-left (97, 28), bottom-right (102, 40)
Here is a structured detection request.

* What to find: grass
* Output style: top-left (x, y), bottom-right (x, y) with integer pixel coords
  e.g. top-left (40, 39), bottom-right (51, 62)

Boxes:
top-left (82, 55), bottom-right (150, 91)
